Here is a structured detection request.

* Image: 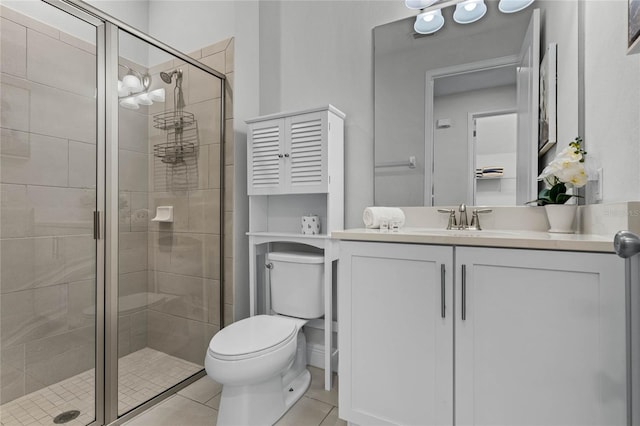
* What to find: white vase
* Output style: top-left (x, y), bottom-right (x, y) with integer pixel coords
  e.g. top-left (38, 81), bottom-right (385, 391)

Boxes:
top-left (544, 204), bottom-right (578, 233)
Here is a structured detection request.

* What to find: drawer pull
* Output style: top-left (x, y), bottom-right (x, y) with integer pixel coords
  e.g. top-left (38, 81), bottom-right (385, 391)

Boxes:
top-left (461, 264), bottom-right (467, 321)
top-left (440, 264), bottom-right (446, 318)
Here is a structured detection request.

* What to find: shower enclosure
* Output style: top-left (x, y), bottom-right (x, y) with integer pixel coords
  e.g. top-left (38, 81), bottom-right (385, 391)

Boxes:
top-left (0, 1), bottom-right (226, 425)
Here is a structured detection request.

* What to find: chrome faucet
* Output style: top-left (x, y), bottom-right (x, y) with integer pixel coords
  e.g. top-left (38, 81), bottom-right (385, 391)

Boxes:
top-left (458, 204), bottom-right (468, 230)
top-left (438, 204), bottom-right (492, 230)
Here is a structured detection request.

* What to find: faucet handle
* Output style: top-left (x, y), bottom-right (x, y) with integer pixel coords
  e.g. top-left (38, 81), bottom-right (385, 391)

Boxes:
top-left (437, 209), bottom-right (457, 230)
top-left (470, 209), bottom-right (493, 231)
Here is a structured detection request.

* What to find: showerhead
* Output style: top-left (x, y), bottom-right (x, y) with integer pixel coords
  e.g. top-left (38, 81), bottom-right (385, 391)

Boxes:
top-left (160, 69), bottom-right (182, 84)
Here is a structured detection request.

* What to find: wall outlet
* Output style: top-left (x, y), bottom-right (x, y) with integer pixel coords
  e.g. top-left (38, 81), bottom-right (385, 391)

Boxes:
top-left (595, 168), bottom-right (603, 202)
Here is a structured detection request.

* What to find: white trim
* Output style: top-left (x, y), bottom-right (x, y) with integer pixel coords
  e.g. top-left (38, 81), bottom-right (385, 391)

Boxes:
top-left (307, 342), bottom-right (338, 373)
top-left (425, 55), bottom-right (519, 206)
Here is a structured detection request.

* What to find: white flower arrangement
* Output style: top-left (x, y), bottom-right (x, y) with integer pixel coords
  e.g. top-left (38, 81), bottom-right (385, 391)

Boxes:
top-left (534, 137), bottom-right (587, 205)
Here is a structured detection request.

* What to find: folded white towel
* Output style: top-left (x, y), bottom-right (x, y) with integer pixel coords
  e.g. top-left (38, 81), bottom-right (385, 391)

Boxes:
top-left (363, 207), bottom-right (406, 229)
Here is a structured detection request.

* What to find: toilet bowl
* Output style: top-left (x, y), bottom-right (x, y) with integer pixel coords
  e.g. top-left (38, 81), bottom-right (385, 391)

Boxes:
top-left (205, 315), bottom-right (311, 426)
top-left (206, 251), bottom-right (325, 425)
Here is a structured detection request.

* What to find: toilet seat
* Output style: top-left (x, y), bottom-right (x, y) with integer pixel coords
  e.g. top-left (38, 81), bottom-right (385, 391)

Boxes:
top-left (208, 315), bottom-right (298, 361)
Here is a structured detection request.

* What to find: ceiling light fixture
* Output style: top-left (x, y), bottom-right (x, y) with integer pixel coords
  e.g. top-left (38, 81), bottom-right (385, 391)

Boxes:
top-left (498, 0), bottom-right (535, 13)
top-left (453, 0), bottom-right (487, 24)
top-left (118, 66), bottom-right (164, 110)
top-left (414, 9), bottom-right (445, 34)
top-left (408, 0), bottom-right (533, 35)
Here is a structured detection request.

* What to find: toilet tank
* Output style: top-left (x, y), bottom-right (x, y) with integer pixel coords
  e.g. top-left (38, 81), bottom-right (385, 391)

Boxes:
top-left (267, 251), bottom-right (324, 319)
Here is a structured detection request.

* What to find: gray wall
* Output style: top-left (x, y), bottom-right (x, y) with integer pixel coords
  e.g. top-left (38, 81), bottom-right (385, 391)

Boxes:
top-left (584, 0), bottom-right (640, 203)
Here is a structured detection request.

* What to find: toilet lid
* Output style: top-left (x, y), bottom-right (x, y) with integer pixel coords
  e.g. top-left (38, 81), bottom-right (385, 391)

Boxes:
top-left (208, 315), bottom-right (298, 360)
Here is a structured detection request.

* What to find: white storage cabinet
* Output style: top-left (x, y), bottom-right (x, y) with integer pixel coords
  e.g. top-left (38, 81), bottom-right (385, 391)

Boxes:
top-left (247, 106), bottom-right (343, 195)
top-left (246, 105), bottom-right (345, 391)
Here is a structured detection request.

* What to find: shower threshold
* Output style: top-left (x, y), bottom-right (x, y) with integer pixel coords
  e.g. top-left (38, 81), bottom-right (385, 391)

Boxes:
top-left (0, 348), bottom-right (201, 426)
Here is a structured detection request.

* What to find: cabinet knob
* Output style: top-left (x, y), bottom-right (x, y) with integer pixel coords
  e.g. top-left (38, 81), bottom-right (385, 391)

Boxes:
top-left (284, 153), bottom-right (290, 158)
top-left (278, 154), bottom-right (284, 158)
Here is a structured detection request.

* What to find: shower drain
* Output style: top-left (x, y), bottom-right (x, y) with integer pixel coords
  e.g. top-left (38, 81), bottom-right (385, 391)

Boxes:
top-left (53, 410), bottom-right (81, 424)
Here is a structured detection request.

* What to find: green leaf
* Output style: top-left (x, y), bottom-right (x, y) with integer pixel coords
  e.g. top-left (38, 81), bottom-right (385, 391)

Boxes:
top-left (549, 183), bottom-right (567, 203)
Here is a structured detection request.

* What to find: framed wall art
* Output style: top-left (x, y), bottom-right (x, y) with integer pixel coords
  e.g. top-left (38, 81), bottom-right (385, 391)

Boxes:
top-left (630, 0), bottom-right (640, 54)
top-left (538, 42), bottom-right (557, 156)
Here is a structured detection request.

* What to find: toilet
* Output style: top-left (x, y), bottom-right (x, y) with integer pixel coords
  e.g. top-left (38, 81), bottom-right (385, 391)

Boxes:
top-left (205, 251), bottom-right (324, 426)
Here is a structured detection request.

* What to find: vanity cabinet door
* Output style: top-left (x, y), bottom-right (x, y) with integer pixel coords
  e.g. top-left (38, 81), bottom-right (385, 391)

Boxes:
top-left (455, 247), bottom-right (627, 426)
top-left (338, 241), bottom-right (454, 426)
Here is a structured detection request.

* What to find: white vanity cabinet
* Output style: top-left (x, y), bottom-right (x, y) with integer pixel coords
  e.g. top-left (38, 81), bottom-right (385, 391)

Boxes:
top-left (338, 241), bottom-right (454, 426)
top-left (247, 106), bottom-right (344, 195)
top-left (338, 242), bottom-right (627, 426)
top-left (455, 247), bottom-right (626, 426)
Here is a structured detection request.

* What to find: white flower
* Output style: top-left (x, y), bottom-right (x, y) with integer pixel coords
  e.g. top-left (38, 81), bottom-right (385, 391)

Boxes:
top-left (537, 145), bottom-right (586, 188)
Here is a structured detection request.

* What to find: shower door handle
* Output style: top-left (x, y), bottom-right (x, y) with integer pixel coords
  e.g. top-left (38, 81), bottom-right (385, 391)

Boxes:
top-left (93, 211), bottom-right (101, 240)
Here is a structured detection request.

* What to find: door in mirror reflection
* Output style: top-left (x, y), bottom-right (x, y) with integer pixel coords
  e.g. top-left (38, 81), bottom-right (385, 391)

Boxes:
top-left (473, 112), bottom-right (517, 205)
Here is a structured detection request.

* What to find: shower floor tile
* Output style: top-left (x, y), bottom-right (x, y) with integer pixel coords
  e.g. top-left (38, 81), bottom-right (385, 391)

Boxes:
top-left (0, 348), bottom-right (202, 426)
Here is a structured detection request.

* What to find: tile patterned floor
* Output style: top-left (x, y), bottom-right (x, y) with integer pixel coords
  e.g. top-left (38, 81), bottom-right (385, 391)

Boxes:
top-left (124, 366), bottom-right (346, 426)
top-left (0, 348), bottom-right (201, 426)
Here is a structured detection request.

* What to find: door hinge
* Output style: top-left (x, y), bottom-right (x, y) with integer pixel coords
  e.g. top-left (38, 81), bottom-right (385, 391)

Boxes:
top-left (93, 211), bottom-right (101, 240)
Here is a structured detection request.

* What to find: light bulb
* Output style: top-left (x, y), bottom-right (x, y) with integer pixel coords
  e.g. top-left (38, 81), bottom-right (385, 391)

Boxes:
top-left (414, 9), bottom-right (444, 34)
top-left (453, 0), bottom-right (487, 24)
top-left (117, 80), bottom-right (130, 97)
top-left (149, 88), bottom-right (165, 102)
top-left (119, 97), bottom-right (139, 110)
top-left (123, 74), bottom-right (142, 92)
top-left (135, 93), bottom-right (153, 106)
top-left (464, 2), bottom-right (477, 11)
top-left (498, 0), bottom-right (534, 13)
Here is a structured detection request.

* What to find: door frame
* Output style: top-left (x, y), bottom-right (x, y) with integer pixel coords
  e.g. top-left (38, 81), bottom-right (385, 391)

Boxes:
top-left (467, 109), bottom-right (517, 205)
top-left (424, 54), bottom-right (519, 206)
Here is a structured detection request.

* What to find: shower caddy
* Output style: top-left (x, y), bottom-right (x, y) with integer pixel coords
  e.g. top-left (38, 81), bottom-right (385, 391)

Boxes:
top-left (153, 69), bottom-right (198, 165)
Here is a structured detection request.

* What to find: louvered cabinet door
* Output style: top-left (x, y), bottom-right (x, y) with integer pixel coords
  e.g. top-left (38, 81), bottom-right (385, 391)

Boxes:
top-left (247, 119), bottom-right (285, 195)
top-left (285, 111), bottom-right (328, 194)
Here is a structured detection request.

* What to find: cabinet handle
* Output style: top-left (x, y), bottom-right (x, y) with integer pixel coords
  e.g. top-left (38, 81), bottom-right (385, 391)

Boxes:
top-left (440, 264), bottom-right (446, 319)
top-left (461, 264), bottom-right (467, 321)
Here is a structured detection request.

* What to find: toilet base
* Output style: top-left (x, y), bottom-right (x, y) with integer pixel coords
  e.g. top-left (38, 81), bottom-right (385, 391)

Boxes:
top-left (215, 330), bottom-right (311, 426)
top-left (216, 368), bottom-right (311, 426)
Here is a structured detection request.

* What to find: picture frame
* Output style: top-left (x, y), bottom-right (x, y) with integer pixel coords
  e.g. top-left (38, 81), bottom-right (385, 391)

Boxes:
top-left (538, 42), bottom-right (557, 157)
top-left (630, 0), bottom-right (640, 54)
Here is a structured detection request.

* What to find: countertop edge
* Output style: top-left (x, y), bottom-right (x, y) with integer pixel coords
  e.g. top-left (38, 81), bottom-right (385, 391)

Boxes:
top-left (331, 229), bottom-right (615, 253)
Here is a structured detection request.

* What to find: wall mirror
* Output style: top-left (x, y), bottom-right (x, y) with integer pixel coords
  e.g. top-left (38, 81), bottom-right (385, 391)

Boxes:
top-left (373, 0), bottom-right (579, 207)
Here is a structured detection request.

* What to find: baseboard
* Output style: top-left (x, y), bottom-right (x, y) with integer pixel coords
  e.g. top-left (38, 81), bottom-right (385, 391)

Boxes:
top-left (306, 342), bottom-right (338, 373)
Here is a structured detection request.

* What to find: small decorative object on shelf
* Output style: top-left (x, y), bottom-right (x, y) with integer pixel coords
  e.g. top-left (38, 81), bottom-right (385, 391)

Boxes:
top-left (301, 215), bottom-right (321, 235)
top-left (530, 137), bottom-right (587, 233)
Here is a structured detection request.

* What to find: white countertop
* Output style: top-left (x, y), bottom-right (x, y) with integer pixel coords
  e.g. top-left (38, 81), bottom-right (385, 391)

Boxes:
top-left (332, 227), bottom-right (615, 253)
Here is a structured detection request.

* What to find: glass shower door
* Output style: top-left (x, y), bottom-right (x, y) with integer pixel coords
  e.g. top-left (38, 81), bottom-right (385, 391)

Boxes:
top-left (0, 3), bottom-right (100, 425)
top-left (115, 29), bottom-right (223, 417)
